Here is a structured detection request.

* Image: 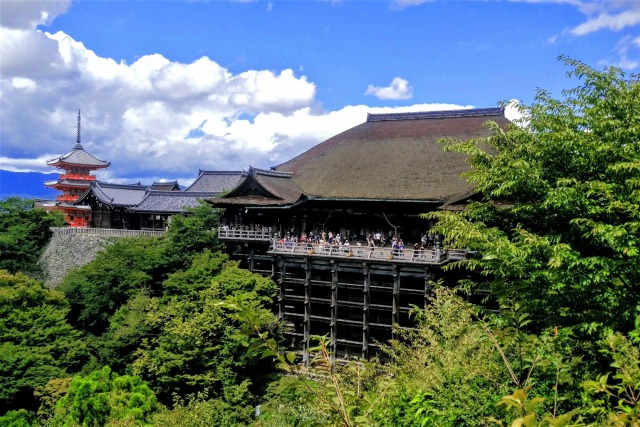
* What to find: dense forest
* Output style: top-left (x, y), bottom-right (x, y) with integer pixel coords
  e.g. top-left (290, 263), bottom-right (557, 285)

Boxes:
top-left (1, 58), bottom-right (639, 426)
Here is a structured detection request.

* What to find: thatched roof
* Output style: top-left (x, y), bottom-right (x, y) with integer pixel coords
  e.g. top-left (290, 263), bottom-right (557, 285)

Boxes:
top-left (274, 108), bottom-right (508, 202)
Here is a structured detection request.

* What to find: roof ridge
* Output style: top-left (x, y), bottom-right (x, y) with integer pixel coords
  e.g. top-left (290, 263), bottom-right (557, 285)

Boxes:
top-left (146, 190), bottom-right (215, 196)
top-left (95, 182), bottom-right (147, 189)
top-left (250, 166), bottom-right (292, 178)
top-left (200, 170), bottom-right (244, 175)
top-left (366, 107), bottom-right (504, 122)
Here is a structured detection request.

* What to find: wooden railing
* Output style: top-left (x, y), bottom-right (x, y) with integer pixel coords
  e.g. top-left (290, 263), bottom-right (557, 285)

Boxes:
top-left (59, 174), bottom-right (96, 181)
top-left (56, 195), bottom-right (79, 202)
top-left (270, 241), bottom-right (467, 265)
top-left (50, 227), bottom-right (165, 237)
top-left (217, 228), bottom-right (273, 241)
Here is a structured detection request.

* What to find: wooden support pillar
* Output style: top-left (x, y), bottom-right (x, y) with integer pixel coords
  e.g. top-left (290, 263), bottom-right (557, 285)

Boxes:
top-left (362, 263), bottom-right (371, 360)
top-left (248, 247), bottom-right (255, 272)
top-left (303, 259), bottom-right (312, 367)
top-left (392, 264), bottom-right (400, 339)
top-left (277, 258), bottom-right (286, 320)
top-left (424, 268), bottom-right (434, 309)
top-left (330, 262), bottom-right (338, 360)
top-left (270, 254), bottom-right (276, 279)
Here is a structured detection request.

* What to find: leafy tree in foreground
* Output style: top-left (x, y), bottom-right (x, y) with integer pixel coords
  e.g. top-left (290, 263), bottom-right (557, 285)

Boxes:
top-left (60, 236), bottom-right (169, 335)
top-left (377, 287), bottom-right (511, 426)
top-left (427, 57), bottom-right (640, 339)
top-left (48, 366), bottom-right (160, 427)
top-left (0, 197), bottom-right (65, 275)
top-left (151, 392), bottom-right (255, 427)
top-left (164, 201), bottom-right (222, 270)
top-left (0, 409), bottom-right (36, 427)
top-left (132, 262), bottom-right (277, 404)
top-left (60, 201), bottom-right (222, 336)
top-left (0, 270), bottom-right (88, 414)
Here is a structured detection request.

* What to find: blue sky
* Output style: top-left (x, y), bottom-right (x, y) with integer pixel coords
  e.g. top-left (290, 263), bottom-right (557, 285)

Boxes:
top-left (1, 0), bottom-right (639, 197)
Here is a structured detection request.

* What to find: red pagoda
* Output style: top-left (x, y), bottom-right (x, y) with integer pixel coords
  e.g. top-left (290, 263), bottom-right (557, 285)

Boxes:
top-left (45, 111), bottom-right (110, 227)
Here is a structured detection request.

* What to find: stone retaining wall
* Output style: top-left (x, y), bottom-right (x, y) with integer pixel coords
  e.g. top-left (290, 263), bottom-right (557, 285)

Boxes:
top-left (38, 234), bottom-right (116, 288)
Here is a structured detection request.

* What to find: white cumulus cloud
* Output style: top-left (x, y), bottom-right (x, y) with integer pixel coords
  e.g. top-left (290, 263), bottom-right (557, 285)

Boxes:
top-left (390, 0), bottom-right (434, 10)
top-left (0, 1), bottom-right (472, 186)
top-left (570, 2), bottom-right (640, 36)
top-left (365, 77), bottom-right (414, 100)
top-left (0, 0), bottom-right (71, 30)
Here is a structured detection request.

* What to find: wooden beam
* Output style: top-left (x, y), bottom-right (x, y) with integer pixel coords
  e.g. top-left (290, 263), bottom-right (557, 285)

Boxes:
top-left (362, 263), bottom-right (371, 359)
top-left (248, 247), bottom-right (255, 272)
top-left (330, 262), bottom-right (338, 361)
top-left (424, 267), bottom-right (434, 309)
top-left (303, 258), bottom-right (312, 367)
top-left (278, 258), bottom-right (285, 320)
top-left (392, 264), bottom-right (400, 339)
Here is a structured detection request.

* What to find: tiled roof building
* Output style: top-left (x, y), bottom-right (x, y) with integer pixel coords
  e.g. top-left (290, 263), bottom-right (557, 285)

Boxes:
top-left (184, 170), bottom-right (243, 193)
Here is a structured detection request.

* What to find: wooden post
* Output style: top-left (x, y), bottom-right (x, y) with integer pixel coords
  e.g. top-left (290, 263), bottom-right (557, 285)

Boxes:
top-left (330, 262), bottom-right (338, 360)
top-left (362, 263), bottom-right (371, 360)
top-left (303, 259), bottom-right (312, 367)
top-left (248, 247), bottom-right (255, 272)
top-left (277, 258), bottom-right (285, 320)
top-left (270, 253), bottom-right (276, 279)
top-left (392, 264), bottom-right (400, 339)
top-left (424, 268), bottom-right (434, 309)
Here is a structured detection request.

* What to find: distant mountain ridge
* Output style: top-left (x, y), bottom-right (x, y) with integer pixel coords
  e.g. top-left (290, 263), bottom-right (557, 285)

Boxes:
top-left (0, 170), bottom-right (59, 200)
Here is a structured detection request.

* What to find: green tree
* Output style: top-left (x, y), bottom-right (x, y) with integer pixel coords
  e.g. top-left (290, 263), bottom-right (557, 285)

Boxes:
top-left (427, 57), bottom-right (640, 338)
top-left (377, 287), bottom-right (511, 427)
top-left (131, 262), bottom-right (277, 404)
top-left (0, 409), bottom-right (36, 427)
top-left (161, 249), bottom-right (227, 299)
top-left (164, 201), bottom-right (222, 270)
top-left (0, 197), bottom-right (65, 275)
top-left (61, 201), bottom-right (222, 336)
top-left (48, 366), bottom-right (160, 427)
top-left (60, 236), bottom-right (169, 335)
top-left (151, 393), bottom-right (255, 427)
top-left (0, 270), bottom-right (88, 414)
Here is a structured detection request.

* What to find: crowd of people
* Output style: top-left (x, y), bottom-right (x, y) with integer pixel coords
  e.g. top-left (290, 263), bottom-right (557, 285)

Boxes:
top-left (276, 228), bottom-right (441, 252)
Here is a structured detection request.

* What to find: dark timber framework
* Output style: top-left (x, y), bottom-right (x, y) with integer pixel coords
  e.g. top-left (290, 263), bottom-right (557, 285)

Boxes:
top-left (274, 256), bottom-right (437, 363)
top-left (221, 234), bottom-right (450, 363)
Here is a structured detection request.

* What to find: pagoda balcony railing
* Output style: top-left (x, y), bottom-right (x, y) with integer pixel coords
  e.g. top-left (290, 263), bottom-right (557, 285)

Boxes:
top-left (218, 228), bottom-right (273, 241)
top-left (59, 173), bottom-right (97, 181)
top-left (57, 195), bottom-right (79, 202)
top-left (269, 241), bottom-right (468, 265)
top-left (50, 227), bottom-right (165, 237)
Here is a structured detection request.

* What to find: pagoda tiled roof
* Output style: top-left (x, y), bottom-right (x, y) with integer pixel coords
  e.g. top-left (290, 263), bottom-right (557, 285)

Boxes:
top-left (129, 191), bottom-right (217, 213)
top-left (185, 170), bottom-right (244, 193)
top-left (271, 107), bottom-right (510, 202)
top-left (47, 143), bottom-right (110, 168)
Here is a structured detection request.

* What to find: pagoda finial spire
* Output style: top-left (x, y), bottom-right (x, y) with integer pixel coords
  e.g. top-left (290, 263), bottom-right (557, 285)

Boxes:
top-left (75, 110), bottom-right (82, 148)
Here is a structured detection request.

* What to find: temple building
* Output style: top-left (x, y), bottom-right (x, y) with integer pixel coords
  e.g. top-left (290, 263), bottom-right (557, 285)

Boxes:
top-left (44, 111), bottom-right (110, 226)
top-left (73, 171), bottom-right (243, 230)
top-left (209, 107), bottom-right (511, 361)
